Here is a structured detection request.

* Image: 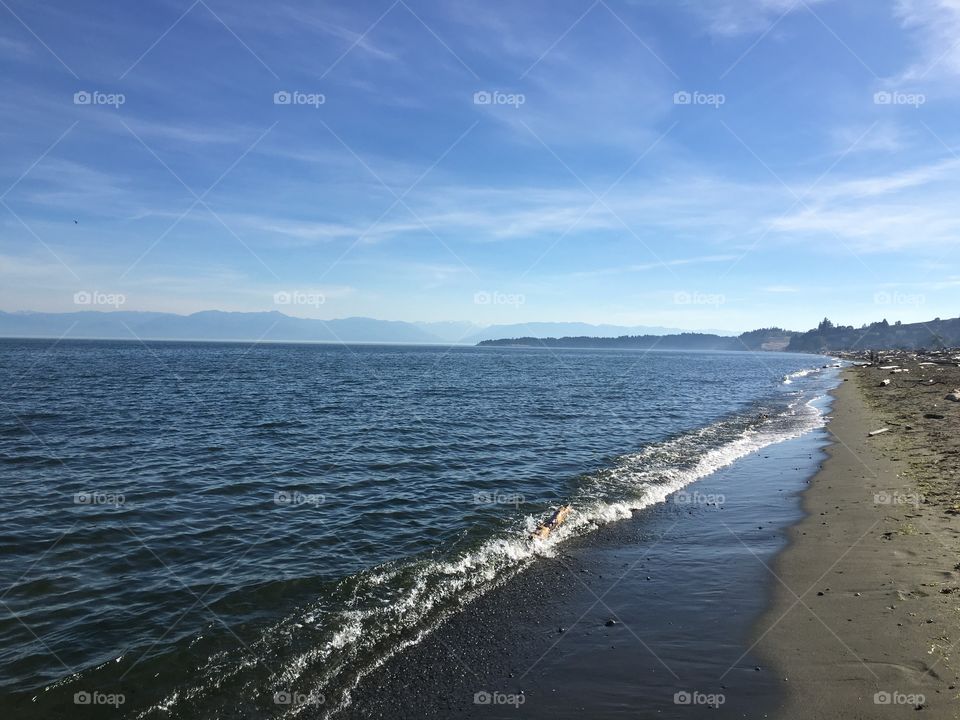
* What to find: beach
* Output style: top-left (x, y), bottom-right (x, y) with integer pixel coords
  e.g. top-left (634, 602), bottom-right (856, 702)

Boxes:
top-left (343, 396), bottom-right (837, 718)
top-left (342, 363), bottom-right (960, 719)
top-left (7, 346), bottom-right (959, 719)
top-left (761, 363), bottom-right (960, 718)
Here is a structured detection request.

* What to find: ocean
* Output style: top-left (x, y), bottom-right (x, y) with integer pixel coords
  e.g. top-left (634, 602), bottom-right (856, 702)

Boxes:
top-left (0, 339), bottom-right (840, 718)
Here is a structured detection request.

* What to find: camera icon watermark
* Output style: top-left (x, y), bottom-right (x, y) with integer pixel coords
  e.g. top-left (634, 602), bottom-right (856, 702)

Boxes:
top-left (873, 90), bottom-right (925, 108)
top-left (273, 690), bottom-right (324, 706)
top-left (873, 291), bottom-right (925, 308)
top-left (273, 290), bottom-right (325, 308)
top-left (274, 490), bottom-right (325, 507)
top-left (473, 290), bottom-right (525, 307)
top-left (473, 90), bottom-right (526, 108)
top-left (473, 690), bottom-right (525, 707)
top-left (673, 690), bottom-right (725, 706)
top-left (74, 491), bottom-right (125, 507)
top-left (273, 90), bottom-right (326, 108)
top-left (873, 491), bottom-right (923, 508)
top-left (673, 490), bottom-right (725, 507)
top-left (74, 290), bottom-right (126, 308)
top-left (673, 90), bottom-right (725, 108)
top-left (74, 90), bottom-right (126, 108)
top-left (73, 690), bottom-right (125, 707)
top-left (473, 491), bottom-right (524, 508)
top-left (874, 690), bottom-right (925, 706)
top-left (673, 291), bottom-right (725, 306)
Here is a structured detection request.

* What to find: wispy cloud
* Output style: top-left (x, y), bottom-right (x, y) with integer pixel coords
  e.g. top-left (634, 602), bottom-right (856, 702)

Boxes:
top-left (567, 254), bottom-right (739, 278)
top-left (893, 0), bottom-right (960, 84)
top-left (681, 0), bottom-right (832, 36)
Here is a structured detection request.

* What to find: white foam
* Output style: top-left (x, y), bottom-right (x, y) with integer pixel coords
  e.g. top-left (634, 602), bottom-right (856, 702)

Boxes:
top-left (782, 367), bottom-right (820, 384)
top-left (143, 387), bottom-right (833, 719)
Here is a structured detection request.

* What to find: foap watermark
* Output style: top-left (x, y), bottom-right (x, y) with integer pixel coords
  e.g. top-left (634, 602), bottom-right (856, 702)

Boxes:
top-left (273, 290), bottom-right (325, 308)
top-left (74, 290), bottom-right (126, 308)
top-left (873, 291), bottom-right (925, 308)
top-left (673, 291), bottom-right (725, 307)
top-left (74, 691), bottom-right (125, 707)
top-left (273, 90), bottom-right (326, 108)
top-left (473, 90), bottom-right (525, 108)
top-left (473, 690), bottom-right (525, 707)
top-left (474, 290), bottom-right (525, 307)
top-left (874, 90), bottom-right (925, 108)
top-left (874, 691), bottom-right (925, 706)
top-left (273, 690), bottom-right (324, 707)
top-left (674, 690), bottom-right (725, 707)
top-left (473, 491), bottom-right (524, 508)
top-left (74, 90), bottom-right (125, 108)
top-left (74, 491), bottom-right (125, 507)
top-left (673, 90), bottom-right (725, 108)
top-left (874, 491), bottom-right (923, 508)
top-left (673, 490), bottom-right (725, 507)
top-left (274, 490), bottom-right (325, 507)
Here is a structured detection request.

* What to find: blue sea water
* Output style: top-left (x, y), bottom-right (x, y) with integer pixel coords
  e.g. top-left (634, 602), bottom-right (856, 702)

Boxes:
top-left (0, 339), bottom-right (839, 718)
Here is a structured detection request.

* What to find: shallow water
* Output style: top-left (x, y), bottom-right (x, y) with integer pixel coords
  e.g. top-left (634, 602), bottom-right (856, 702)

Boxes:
top-left (0, 340), bottom-right (838, 717)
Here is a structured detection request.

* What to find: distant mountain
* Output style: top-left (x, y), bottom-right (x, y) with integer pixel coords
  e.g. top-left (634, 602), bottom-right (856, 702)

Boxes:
top-left (11, 310), bottom-right (952, 351)
top-left (411, 321), bottom-right (483, 343)
top-left (464, 322), bottom-right (735, 344)
top-left (0, 312), bottom-right (738, 345)
top-left (0, 311), bottom-right (441, 344)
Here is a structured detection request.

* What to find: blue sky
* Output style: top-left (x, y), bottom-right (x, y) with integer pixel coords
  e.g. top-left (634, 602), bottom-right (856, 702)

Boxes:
top-left (1, 0), bottom-right (958, 332)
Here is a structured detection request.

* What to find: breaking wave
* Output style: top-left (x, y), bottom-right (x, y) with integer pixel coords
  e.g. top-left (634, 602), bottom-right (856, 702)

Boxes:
top-left (140, 385), bottom-right (834, 719)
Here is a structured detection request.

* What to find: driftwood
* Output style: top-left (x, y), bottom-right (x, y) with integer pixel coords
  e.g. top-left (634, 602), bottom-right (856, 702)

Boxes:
top-left (868, 428), bottom-right (891, 436)
top-left (531, 505), bottom-right (572, 540)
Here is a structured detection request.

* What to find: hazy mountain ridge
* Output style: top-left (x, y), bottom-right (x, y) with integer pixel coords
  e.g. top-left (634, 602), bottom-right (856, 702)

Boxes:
top-left (3, 311), bottom-right (956, 351)
top-left (0, 312), bottom-right (732, 344)
top-left (0, 311), bottom-right (440, 344)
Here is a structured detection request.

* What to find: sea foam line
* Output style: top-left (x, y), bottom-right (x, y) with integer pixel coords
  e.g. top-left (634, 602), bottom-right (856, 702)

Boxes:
top-left (143, 390), bottom-right (834, 719)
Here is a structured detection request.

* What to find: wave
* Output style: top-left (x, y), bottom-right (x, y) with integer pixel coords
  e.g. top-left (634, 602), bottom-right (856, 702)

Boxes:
top-left (139, 388), bottom-right (833, 719)
top-left (782, 366), bottom-right (820, 384)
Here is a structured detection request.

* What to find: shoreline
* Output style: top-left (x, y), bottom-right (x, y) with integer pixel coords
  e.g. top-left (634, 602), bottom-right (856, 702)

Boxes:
top-left (760, 368), bottom-right (960, 718)
top-left (341, 395), bottom-right (837, 718)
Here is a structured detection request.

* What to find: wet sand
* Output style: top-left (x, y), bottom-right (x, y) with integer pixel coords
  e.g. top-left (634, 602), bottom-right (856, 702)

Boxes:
top-left (760, 366), bottom-right (960, 718)
top-left (342, 403), bottom-right (835, 719)
top-left (340, 364), bottom-right (960, 719)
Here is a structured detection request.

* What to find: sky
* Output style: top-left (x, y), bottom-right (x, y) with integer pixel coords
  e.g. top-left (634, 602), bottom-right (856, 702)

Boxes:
top-left (1, 0), bottom-right (959, 332)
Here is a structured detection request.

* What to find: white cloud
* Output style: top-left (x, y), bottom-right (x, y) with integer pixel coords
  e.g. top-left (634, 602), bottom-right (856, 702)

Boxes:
top-left (762, 285), bottom-right (800, 293)
top-left (567, 254), bottom-right (739, 278)
top-left (680, 0), bottom-right (832, 36)
top-left (893, 0), bottom-right (960, 83)
top-left (0, 36), bottom-right (33, 60)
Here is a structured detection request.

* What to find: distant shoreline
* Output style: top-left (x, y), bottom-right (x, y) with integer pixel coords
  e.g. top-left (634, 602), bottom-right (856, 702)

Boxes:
top-left (0, 335), bottom-right (813, 352)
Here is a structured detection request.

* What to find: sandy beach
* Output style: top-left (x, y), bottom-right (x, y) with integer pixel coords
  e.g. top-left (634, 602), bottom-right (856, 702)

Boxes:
top-left (343, 394), bottom-right (836, 719)
top-left (342, 362), bottom-right (960, 719)
top-left (761, 364), bottom-right (960, 718)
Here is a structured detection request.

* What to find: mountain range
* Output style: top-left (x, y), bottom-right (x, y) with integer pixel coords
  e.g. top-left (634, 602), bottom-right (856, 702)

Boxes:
top-left (0, 311), bottom-right (732, 345)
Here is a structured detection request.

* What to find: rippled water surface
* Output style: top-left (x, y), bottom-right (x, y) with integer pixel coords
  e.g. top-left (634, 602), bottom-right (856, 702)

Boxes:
top-left (0, 339), bottom-right (838, 717)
